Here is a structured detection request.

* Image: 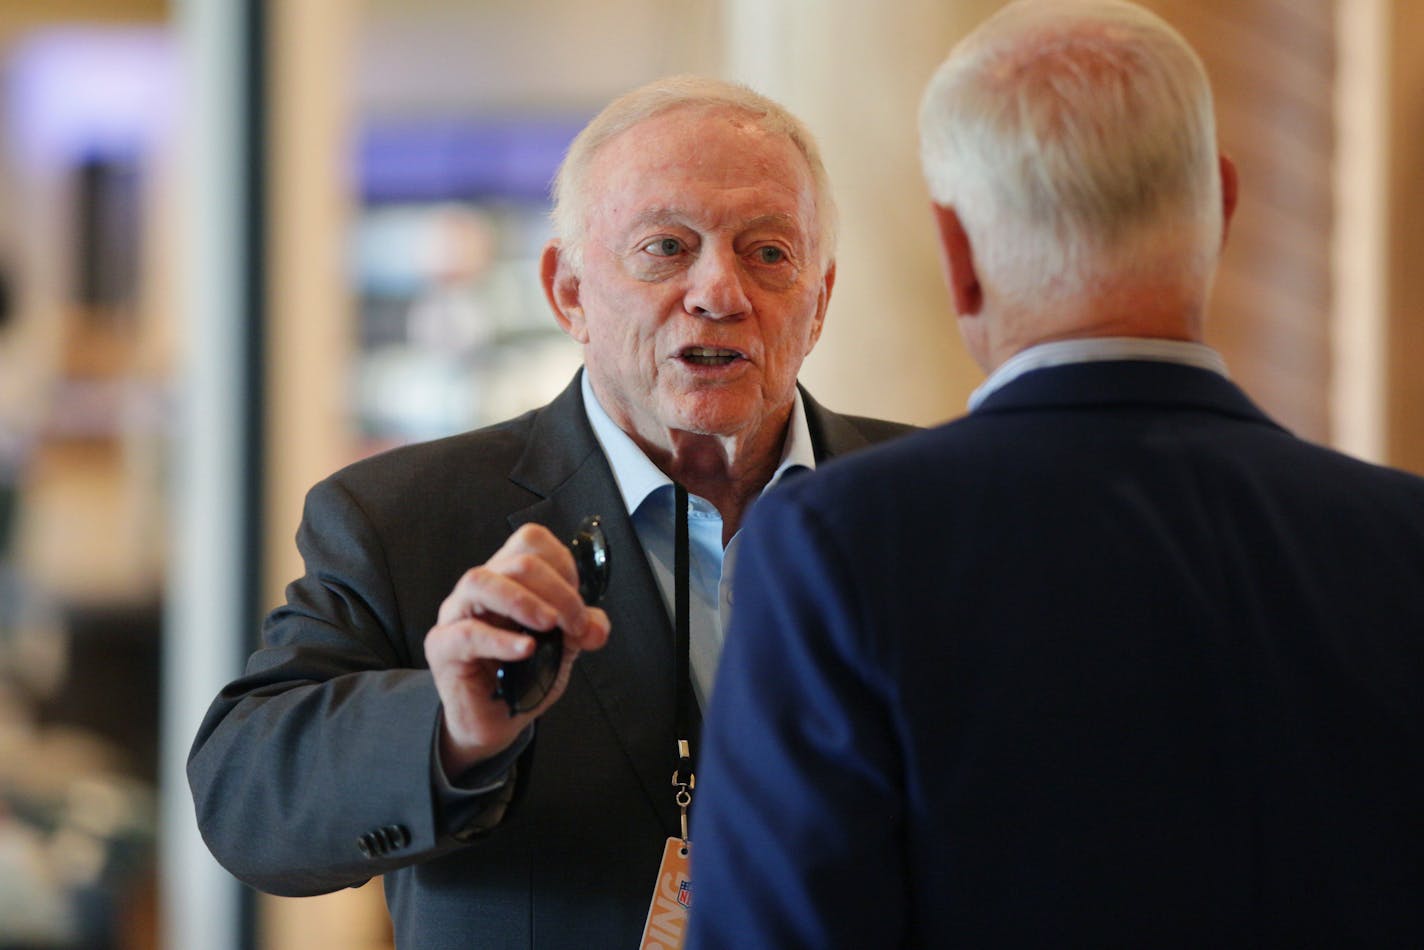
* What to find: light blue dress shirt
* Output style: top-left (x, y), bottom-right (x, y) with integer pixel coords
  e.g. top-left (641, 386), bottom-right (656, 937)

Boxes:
top-left (968, 336), bottom-right (1230, 411)
top-left (580, 371), bottom-right (816, 707)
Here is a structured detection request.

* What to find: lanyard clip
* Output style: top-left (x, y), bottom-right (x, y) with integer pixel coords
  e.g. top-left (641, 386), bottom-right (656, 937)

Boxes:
top-left (672, 738), bottom-right (695, 844)
top-left (672, 739), bottom-right (694, 787)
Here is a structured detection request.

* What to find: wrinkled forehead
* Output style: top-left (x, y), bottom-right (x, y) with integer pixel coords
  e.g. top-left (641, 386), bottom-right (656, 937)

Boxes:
top-left (584, 106), bottom-right (821, 236)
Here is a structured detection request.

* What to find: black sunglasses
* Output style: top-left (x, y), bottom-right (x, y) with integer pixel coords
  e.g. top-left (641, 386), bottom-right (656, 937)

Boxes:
top-left (493, 516), bottom-right (610, 716)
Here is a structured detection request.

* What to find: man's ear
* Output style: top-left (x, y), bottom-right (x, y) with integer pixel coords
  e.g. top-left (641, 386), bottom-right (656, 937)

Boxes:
top-left (540, 240), bottom-right (588, 343)
top-left (1218, 153), bottom-right (1239, 248)
top-left (806, 261), bottom-right (836, 351)
top-left (931, 203), bottom-right (982, 316)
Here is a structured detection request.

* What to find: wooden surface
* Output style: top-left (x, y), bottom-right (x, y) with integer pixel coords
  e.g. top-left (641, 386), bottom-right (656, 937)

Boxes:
top-left (1386, 2), bottom-right (1424, 474)
top-left (1145, 0), bottom-right (1336, 443)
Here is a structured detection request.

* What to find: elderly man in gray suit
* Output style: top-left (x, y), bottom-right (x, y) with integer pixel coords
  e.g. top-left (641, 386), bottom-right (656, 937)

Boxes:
top-left (187, 75), bottom-right (911, 949)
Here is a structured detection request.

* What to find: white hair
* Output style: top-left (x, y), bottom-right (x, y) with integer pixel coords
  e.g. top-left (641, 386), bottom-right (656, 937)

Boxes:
top-left (919, 0), bottom-right (1222, 306)
top-left (550, 74), bottom-right (837, 272)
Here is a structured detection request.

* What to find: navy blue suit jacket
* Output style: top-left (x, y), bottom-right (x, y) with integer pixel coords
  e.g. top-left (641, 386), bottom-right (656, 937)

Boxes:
top-left (691, 361), bottom-right (1424, 948)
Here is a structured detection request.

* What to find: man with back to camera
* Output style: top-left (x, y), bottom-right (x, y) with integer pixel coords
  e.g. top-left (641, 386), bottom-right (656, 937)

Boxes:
top-left (689, 1), bottom-right (1424, 946)
top-left (186, 75), bottom-right (912, 949)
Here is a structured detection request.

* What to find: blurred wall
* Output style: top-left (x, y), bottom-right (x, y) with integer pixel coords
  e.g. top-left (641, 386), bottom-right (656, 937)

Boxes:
top-left (1148, 0), bottom-right (1335, 443)
top-left (1386, 1), bottom-right (1424, 473)
top-left (0, 5), bottom-right (171, 950)
top-left (725, 0), bottom-right (994, 426)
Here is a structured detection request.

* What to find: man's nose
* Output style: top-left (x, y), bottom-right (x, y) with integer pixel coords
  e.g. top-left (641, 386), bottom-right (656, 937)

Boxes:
top-left (684, 247), bottom-right (751, 320)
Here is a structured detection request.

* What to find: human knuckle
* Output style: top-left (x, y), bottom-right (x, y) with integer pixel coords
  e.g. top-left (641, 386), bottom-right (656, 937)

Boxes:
top-left (509, 523), bottom-right (551, 548)
top-left (506, 552), bottom-right (543, 580)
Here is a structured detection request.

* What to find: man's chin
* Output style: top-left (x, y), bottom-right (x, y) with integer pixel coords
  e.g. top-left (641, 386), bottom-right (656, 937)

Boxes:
top-left (654, 381), bottom-right (797, 444)
top-left (664, 398), bottom-right (756, 441)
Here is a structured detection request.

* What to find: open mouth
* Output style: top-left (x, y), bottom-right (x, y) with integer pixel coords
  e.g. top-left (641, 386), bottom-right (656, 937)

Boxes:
top-left (678, 346), bottom-right (743, 367)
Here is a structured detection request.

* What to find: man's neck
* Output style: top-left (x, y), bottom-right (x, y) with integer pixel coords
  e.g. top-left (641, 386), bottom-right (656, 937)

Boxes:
top-left (984, 288), bottom-right (1205, 373)
top-left (582, 374), bottom-right (797, 543)
top-left (640, 419), bottom-right (788, 545)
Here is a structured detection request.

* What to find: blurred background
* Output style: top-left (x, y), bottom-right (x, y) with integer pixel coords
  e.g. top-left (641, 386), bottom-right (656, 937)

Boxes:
top-left (0, 0), bottom-right (1419, 947)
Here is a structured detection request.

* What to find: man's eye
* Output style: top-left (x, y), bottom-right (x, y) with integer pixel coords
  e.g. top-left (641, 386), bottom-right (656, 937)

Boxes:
top-left (643, 238), bottom-right (684, 257)
top-left (754, 246), bottom-right (787, 264)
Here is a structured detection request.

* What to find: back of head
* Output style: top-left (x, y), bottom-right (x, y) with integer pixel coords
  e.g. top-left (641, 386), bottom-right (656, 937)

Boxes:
top-left (551, 74), bottom-right (837, 272)
top-left (919, 0), bottom-right (1221, 311)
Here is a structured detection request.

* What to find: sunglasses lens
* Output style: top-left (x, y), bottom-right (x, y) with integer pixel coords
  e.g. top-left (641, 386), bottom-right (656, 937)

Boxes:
top-left (494, 630), bottom-right (562, 715)
top-left (492, 515), bottom-right (610, 717)
top-left (570, 517), bottom-right (610, 605)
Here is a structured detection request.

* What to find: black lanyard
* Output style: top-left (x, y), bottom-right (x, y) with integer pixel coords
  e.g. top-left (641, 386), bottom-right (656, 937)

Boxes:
top-left (672, 483), bottom-right (693, 846)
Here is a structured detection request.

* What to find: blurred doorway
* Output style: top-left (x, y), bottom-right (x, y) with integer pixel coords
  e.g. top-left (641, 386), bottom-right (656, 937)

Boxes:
top-left (0, 3), bottom-right (173, 949)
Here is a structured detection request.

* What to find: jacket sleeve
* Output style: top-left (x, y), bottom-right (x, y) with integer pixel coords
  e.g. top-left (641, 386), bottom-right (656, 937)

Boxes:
top-left (186, 475), bottom-right (516, 896)
top-left (688, 487), bottom-right (908, 948)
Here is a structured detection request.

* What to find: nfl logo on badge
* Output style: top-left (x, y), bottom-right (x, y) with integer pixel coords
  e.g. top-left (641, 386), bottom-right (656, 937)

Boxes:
top-left (677, 879), bottom-right (692, 909)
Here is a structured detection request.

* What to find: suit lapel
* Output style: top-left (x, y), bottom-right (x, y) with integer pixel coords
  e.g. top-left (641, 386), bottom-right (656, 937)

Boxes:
top-left (506, 375), bottom-right (678, 828)
top-left (503, 376), bottom-right (886, 827)
top-left (801, 385), bottom-right (883, 462)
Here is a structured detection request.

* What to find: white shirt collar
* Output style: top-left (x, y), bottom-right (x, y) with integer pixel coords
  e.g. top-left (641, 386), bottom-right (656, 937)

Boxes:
top-left (968, 337), bottom-right (1229, 411)
top-left (579, 370), bottom-right (816, 515)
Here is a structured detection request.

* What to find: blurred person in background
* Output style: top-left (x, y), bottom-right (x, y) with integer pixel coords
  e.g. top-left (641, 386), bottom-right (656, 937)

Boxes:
top-left (689, 1), bottom-right (1424, 946)
top-left (188, 75), bottom-right (910, 949)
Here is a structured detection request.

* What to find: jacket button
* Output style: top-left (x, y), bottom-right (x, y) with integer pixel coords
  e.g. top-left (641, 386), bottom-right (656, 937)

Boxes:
top-left (358, 824), bottom-right (409, 858)
top-left (375, 824), bottom-right (409, 851)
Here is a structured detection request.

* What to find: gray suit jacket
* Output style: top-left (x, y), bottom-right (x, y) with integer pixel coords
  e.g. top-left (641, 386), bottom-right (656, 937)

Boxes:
top-left (188, 371), bottom-right (912, 949)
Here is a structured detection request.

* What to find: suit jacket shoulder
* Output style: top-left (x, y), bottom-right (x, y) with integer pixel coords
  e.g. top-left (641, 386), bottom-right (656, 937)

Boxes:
top-left (800, 386), bottom-right (916, 463)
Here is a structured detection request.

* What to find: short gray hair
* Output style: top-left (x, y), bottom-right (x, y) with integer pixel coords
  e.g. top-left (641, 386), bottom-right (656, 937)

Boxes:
top-left (919, 0), bottom-right (1221, 304)
top-left (550, 74), bottom-right (837, 271)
